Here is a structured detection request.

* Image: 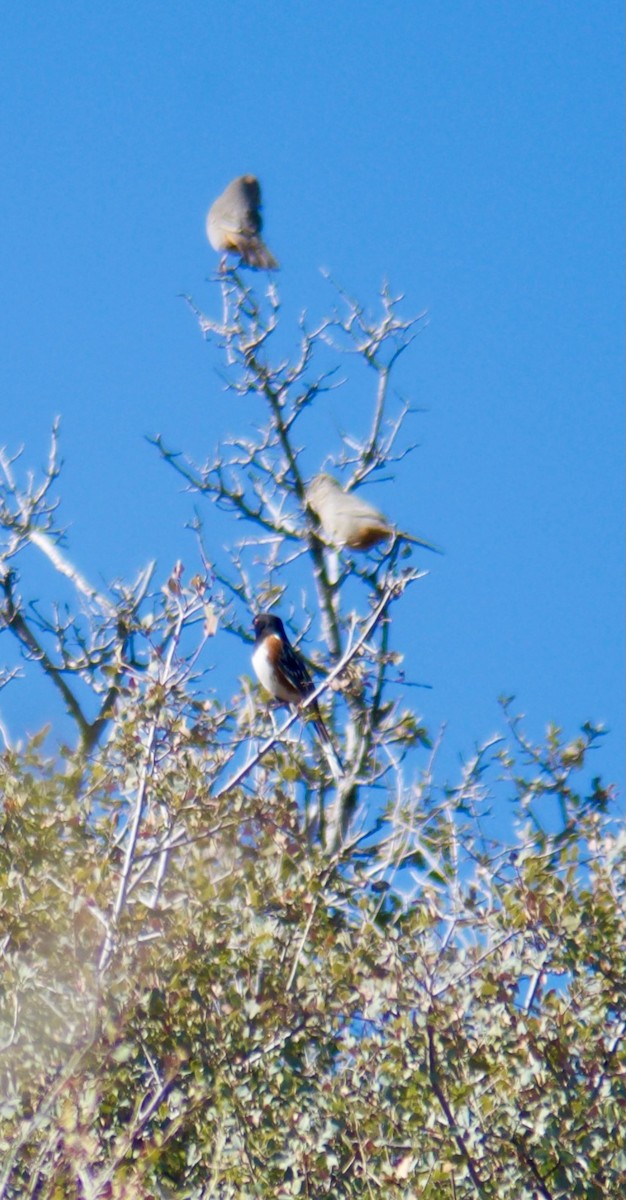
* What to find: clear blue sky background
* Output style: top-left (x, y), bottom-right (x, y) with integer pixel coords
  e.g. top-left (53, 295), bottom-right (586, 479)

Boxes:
top-left (2, 5), bottom-right (624, 812)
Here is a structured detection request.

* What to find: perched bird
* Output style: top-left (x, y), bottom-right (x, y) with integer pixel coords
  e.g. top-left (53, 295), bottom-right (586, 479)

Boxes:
top-left (305, 473), bottom-right (442, 554)
top-left (206, 175), bottom-right (278, 270)
top-left (251, 613), bottom-right (343, 778)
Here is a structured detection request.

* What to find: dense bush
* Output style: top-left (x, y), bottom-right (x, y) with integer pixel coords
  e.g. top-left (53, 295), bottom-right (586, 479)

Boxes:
top-left (1, 276), bottom-right (623, 1198)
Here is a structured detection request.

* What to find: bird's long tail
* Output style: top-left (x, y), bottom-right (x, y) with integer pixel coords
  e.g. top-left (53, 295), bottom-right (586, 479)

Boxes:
top-left (310, 711), bottom-right (345, 782)
top-left (400, 532), bottom-right (444, 554)
top-left (236, 235), bottom-right (279, 271)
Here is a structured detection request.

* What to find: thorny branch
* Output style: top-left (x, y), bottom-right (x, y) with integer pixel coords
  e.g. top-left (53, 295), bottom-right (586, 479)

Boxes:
top-left (168, 277), bottom-right (429, 659)
top-left (135, 573), bottom-right (418, 865)
top-left (1, 270), bottom-right (439, 951)
top-left (426, 1022), bottom-right (488, 1197)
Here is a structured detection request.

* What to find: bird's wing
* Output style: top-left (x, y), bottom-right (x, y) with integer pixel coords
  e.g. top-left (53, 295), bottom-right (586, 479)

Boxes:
top-left (277, 640), bottom-right (315, 699)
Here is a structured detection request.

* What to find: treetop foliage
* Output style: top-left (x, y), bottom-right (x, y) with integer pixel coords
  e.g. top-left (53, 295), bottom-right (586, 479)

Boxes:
top-left (0, 270), bottom-right (623, 1198)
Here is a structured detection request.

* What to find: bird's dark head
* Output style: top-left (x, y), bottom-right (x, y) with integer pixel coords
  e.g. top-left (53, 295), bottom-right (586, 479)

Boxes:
top-left (241, 175), bottom-right (261, 203)
top-left (253, 612), bottom-right (285, 641)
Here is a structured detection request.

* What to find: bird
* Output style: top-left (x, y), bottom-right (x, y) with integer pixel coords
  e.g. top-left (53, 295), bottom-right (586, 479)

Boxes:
top-left (251, 612), bottom-right (343, 779)
top-left (206, 175), bottom-right (278, 271)
top-left (305, 473), bottom-right (442, 554)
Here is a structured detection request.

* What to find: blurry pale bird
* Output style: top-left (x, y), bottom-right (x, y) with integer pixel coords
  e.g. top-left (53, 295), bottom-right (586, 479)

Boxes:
top-left (206, 174), bottom-right (278, 270)
top-left (305, 473), bottom-right (442, 554)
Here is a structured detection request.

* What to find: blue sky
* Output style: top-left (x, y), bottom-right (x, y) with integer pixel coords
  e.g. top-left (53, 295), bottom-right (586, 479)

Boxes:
top-left (1, 4), bottom-right (623, 810)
